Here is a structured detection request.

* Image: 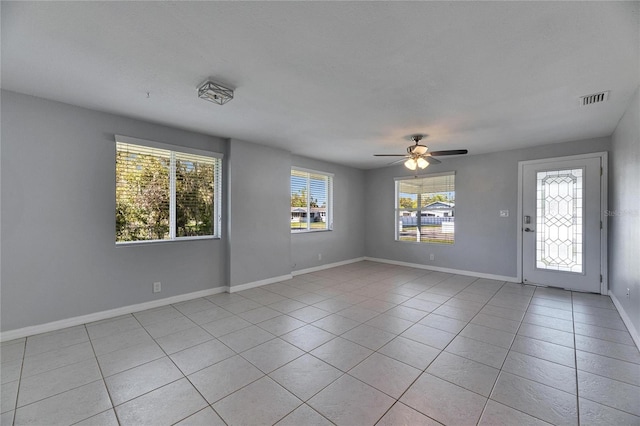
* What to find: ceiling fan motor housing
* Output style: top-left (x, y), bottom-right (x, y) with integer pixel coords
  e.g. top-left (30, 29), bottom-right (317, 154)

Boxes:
top-left (409, 145), bottom-right (428, 155)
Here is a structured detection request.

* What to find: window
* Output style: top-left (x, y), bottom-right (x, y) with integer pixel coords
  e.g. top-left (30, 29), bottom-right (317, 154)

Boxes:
top-left (291, 168), bottom-right (333, 232)
top-left (395, 171), bottom-right (455, 244)
top-left (116, 136), bottom-right (222, 243)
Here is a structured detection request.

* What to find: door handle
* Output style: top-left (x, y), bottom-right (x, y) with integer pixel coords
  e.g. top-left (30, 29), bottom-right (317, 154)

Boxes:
top-left (524, 228), bottom-right (535, 232)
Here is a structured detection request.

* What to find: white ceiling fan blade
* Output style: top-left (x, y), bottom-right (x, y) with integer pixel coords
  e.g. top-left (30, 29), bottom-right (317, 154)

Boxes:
top-left (388, 157), bottom-right (409, 165)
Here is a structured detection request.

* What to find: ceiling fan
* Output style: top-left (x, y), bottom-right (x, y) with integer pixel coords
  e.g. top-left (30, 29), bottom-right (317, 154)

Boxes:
top-left (374, 135), bottom-right (468, 170)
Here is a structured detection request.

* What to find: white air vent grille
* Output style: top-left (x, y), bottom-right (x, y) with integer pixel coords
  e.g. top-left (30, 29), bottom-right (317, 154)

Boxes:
top-left (579, 91), bottom-right (609, 106)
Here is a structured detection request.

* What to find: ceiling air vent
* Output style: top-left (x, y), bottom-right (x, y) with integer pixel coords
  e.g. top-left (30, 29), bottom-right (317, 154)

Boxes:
top-left (579, 91), bottom-right (609, 107)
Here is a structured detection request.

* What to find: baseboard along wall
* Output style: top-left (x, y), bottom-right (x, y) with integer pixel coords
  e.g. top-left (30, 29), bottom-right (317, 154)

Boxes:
top-left (3, 257), bottom-right (638, 353)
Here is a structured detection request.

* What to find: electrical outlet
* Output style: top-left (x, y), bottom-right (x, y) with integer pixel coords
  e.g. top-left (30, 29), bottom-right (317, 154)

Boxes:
top-left (153, 282), bottom-right (161, 293)
top-left (318, 253), bottom-right (322, 261)
top-left (429, 253), bottom-right (435, 261)
top-left (627, 288), bottom-right (630, 298)
top-left (499, 210), bottom-right (509, 217)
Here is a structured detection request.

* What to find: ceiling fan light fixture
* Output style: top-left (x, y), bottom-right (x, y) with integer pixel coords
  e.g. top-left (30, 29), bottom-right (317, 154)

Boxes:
top-left (412, 146), bottom-right (428, 155)
top-left (198, 80), bottom-right (234, 105)
top-left (404, 158), bottom-right (417, 170)
top-left (374, 134), bottom-right (467, 168)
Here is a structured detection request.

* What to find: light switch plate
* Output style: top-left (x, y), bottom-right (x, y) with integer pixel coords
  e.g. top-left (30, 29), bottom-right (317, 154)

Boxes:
top-left (499, 210), bottom-right (509, 217)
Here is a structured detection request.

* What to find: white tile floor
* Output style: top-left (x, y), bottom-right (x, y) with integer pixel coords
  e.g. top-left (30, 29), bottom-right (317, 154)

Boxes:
top-left (1, 261), bottom-right (639, 425)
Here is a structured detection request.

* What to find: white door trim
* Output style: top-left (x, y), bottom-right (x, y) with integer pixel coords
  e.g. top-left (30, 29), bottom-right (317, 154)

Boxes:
top-left (517, 152), bottom-right (608, 294)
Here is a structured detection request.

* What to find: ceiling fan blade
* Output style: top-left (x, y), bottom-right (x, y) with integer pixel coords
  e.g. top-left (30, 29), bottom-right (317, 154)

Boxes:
top-left (429, 149), bottom-right (468, 156)
top-left (374, 154), bottom-right (408, 157)
top-left (388, 158), bottom-right (408, 165)
top-left (425, 156), bottom-right (441, 164)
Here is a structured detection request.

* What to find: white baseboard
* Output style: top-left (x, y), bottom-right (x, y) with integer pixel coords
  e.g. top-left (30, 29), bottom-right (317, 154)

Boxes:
top-left (227, 274), bottom-right (293, 293)
top-left (292, 257), bottom-right (366, 276)
top-left (609, 291), bottom-right (640, 350)
top-left (0, 287), bottom-right (227, 342)
top-left (227, 257), bottom-right (368, 292)
top-left (0, 257), bottom-right (521, 343)
top-left (364, 257), bottom-right (520, 283)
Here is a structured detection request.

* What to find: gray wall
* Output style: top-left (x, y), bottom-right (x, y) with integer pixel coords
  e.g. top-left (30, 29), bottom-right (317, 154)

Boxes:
top-left (2, 88), bottom-right (631, 334)
top-left (1, 91), bottom-right (228, 331)
top-left (291, 155), bottom-right (366, 272)
top-left (0, 92), bottom-right (368, 332)
top-left (227, 139), bottom-right (292, 287)
top-left (609, 87), bottom-right (640, 335)
top-left (364, 137), bottom-right (611, 278)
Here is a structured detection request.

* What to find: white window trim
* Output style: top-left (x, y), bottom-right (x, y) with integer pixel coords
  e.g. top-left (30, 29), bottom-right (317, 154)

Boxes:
top-left (291, 167), bottom-right (334, 234)
top-left (394, 171), bottom-right (456, 245)
top-left (116, 135), bottom-right (223, 159)
top-left (393, 170), bottom-right (456, 182)
top-left (115, 135), bottom-right (223, 245)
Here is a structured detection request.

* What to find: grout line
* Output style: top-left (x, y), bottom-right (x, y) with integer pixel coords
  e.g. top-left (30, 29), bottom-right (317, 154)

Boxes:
top-left (572, 291), bottom-right (581, 426)
top-left (9, 337), bottom-right (27, 426)
top-left (474, 282), bottom-right (553, 425)
top-left (119, 311), bottom-right (217, 423)
top-left (83, 324), bottom-right (120, 426)
top-left (302, 403), bottom-right (338, 426)
top-left (168, 406), bottom-right (228, 426)
top-left (68, 408), bottom-right (116, 426)
top-left (364, 276), bottom-right (502, 424)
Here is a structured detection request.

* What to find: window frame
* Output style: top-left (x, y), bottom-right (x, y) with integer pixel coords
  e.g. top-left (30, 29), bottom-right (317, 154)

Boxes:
top-left (115, 135), bottom-right (223, 245)
top-left (290, 167), bottom-right (334, 234)
top-left (394, 171), bottom-right (456, 245)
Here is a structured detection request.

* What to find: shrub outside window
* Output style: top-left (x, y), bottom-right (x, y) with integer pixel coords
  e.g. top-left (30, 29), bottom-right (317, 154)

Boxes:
top-left (116, 136), bottom-right (222, 243)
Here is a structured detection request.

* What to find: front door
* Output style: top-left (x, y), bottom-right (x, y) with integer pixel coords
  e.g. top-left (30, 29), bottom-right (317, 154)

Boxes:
top-left (521, 155), bottom-right (603, 293)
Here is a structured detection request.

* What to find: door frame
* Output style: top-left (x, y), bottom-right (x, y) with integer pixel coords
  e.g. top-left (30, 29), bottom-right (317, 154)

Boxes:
top-left (516, 152), bottom-right (608, 294)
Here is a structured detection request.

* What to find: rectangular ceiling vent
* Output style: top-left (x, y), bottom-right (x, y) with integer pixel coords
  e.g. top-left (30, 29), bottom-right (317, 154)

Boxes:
top-left (579, 91), bottom-right (609, 107)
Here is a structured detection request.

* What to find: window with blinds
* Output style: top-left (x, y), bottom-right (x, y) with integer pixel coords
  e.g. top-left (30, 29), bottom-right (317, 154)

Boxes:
top-left (395, 172), bottom-right (455, 244)
top-left (116, 136), bottom-right (222, 243)
top-left (291, 168), bottom-right (333, 232)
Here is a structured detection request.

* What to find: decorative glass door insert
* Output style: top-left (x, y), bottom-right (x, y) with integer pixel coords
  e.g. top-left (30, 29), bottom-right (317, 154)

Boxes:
top-left (535, 168), bottom-right (583, 273)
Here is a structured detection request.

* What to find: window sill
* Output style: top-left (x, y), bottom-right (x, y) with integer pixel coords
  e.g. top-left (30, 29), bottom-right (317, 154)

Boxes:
top-left (116, 236), bottom-right (220, 246)
top-left (291, 229), bottom-right (333, 234)
top-left (395, 239), bottom-right (455, 246)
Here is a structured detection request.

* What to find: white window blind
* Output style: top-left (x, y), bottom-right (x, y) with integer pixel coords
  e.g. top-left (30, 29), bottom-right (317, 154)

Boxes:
top-left (395, 172), bottom-right (455, 244)
top-left (291, 168), bottom-right (333, 232)
top-left (116, 137), bottom-right (222, 243)
top-left (175, 152), bottom-right (219, 238)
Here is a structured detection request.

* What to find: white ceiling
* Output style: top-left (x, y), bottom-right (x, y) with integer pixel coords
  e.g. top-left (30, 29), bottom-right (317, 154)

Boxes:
top-left (2, 1), bottom-right (638, 169)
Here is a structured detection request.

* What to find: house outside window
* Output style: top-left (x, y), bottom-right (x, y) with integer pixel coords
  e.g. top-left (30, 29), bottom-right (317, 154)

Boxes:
top-left (291, 168), bottom-right (333, 232)
top-left (396, 171), bottom-right (455, 244)
top-left (116, 135), bottom-right (222, 243)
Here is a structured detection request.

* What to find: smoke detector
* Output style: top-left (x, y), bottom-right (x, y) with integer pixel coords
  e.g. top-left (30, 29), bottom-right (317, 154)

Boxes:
top-left (579, 91), bottom-right (609, 107)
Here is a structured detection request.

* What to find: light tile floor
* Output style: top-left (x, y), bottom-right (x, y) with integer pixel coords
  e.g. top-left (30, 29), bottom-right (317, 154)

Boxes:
top-left (1, 261), bottom-right (639, 425)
